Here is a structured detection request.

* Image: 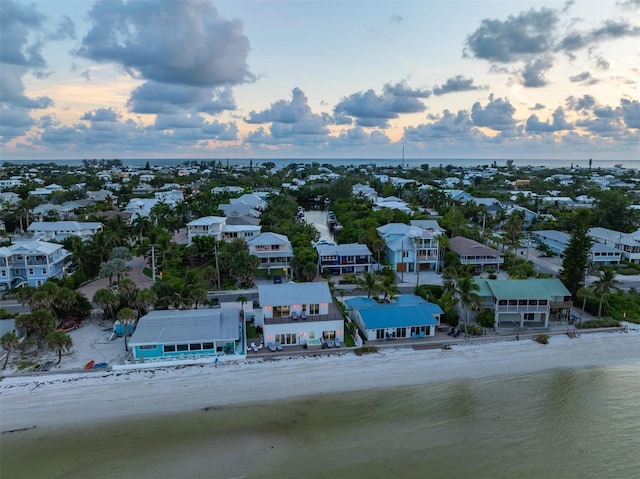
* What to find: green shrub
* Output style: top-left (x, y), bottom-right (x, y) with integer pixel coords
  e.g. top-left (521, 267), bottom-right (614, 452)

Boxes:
top-left (535, 334), bottom-right (549, 344)
top-left (488, 273), bottom-right (497, 280)
top-left (476, 309), bottom-right (495, 328)
top-left (354, 346), bottom-right (379, 356)
top-left (577, 318), bottom-right (621, 329)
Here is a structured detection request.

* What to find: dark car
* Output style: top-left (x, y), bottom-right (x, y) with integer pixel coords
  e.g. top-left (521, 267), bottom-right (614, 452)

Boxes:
top-left (273, 276), bottom-right (282, 284)
top-left (56, 317), bottom-right (81, 332)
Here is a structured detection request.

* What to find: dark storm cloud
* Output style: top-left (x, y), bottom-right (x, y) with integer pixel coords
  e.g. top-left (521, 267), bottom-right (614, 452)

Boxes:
top-left (470, 95), bottom-right (517, 131)
top-left (334, 83), bottom-right (427, 128)
top-left (0, 105), bottom-right (35, 141)
top-left (127, 83), bottom-right (236, 115)
top-left (521, 57), bottom-right (553, 87)
top-left (77, 0), bottom-right (253, 88)
top-left (526, 108), bottom-right (573, 132)
top-left (432, 75), bottom-right (486, 96)
top-left (464, 8), bottom-right (558, 63)
top-left (1, 65), bottom-right (53, 109)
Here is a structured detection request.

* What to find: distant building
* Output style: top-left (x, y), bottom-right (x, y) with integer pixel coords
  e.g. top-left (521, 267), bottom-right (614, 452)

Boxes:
top-left (247, 232), bottom-right (293, 278)
top-left (27, 221), bottom-right (104, 242)
top-left (449, 236), bottom-right (504, 271)
top-left (534, 230), bottom-right (622, 266)
top-left (589, 227), bottom-right (640, 264)
top-left (377, 220), bottom-right (445, 273)
top-left (316, 243), bottom-right (374, 275)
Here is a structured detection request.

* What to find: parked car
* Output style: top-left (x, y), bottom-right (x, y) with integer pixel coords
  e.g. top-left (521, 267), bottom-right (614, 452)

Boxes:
top-left (273, 276), bottom-right (282, 284)
top-left (56, 317), bottom-right (81, 332)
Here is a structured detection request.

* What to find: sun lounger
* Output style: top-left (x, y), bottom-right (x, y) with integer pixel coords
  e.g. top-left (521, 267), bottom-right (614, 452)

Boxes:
top-left (268, 343), bottom-right (277, 352)
top-left (301, 311), bottom-right (307, 320)
top-left (334, 339), bottom-right (340, 347)
top-left (292, 311), bottom-right (298, 321)
top-left (418, 331), bottom-right (426, 339)
top-left (250, 342), bottom-right (258, 352)
top-left (276, 341), bottom-right (283, 351)
top-left (411, 332), bottom-right (417, 339)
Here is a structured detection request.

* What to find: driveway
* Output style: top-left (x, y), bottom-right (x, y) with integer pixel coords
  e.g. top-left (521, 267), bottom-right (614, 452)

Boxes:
top-left (78, 256), bottom-right (154, 303)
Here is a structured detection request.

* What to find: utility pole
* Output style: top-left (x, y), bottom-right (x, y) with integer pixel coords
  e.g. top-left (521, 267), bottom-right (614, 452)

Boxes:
top-left (214, 240), bottom-right (221, 291)
top-left (151, 244), bottom-right (156, 282)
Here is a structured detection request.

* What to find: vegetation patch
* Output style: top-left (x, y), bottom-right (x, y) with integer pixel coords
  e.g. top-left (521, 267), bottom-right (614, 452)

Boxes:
top-left (577, 318), bottom-right (621, 329)
top-left (534, 334), bottom-right (549, 344)
top-left (354, 346), bottom-right (378, 356)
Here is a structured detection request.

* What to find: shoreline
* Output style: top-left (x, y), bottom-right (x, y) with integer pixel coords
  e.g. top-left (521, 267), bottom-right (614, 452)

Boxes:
top-left (2, 331), bottom-right (639, 432)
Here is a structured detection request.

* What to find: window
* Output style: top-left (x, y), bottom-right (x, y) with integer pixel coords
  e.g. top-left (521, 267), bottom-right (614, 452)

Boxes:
top-left (203, 342), bottom-right (214, 350)
top-left (163, 345), bottom-right (176, 353)
top-left (176, 344), bottom-right (188, 352)
top-left (41, 268), bottom-right (47, 274)
top-left (376, 329), bottom-right (386, 340)
top-left (309, 304), bottom-right (319, 314)
top-left (189, 343), bottom-right (202, 351)
top-left (139, 345), bottom-right (156, 350)
top-left (28, 268), bottom-right (34, 275)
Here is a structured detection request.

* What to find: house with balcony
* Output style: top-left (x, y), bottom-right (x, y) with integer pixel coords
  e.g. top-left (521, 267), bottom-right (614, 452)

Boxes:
top-left (247, 232), bottom-right (294, 279)
top-left (126, 308), bottom-right (244, 367)
top-left (316, 243), bottom-right (374, 276)
top-left (27, 221), bottom-right (104, 242)
top-left (472, 278), bottom-right (572, 328)
top-left (534, 230), bottom-right (622, 267)
top-left (449, 236), bottom-right (504, 272)
top-left (186, 216), bottom-right (226, 245)
top-left (0, 240), bottom-right (70, 290)
top-left (589, 227), bottom-right (640, 264)
top-left (377, 220), bottom-right (445, 273)
top-left (254, 281), bottom-right (343, 349)
top-left (345, 294), bottom-right (443, 341)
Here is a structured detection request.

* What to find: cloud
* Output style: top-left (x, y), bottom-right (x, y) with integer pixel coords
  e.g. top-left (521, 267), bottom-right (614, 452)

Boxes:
top-left (81, 108), bottom-right (120, 122)
top-left (619, 99), bottom-right (640, 128)
top-left (432, 75), bottom-right (486, 96)
top-left (566, 95), bottom-right (597, 111)
top-left (0, 104), bottom-right (36, 141)
top-left (403, 110), bottom-right (478, 142)
top-left (525, 107), bottom-right (573, 132)
top-left (557, 19), bottom-right (640, 52)
top-left (464, 8), bottom-right (558, 63)
top-left (334, 82), bottom-right (428, 128)
top-left (76, 0), bottom-right (253, 88)
top-left (569, 71), bottom-right (599, 84)
top-left (127, 83), bottom-right (236, 114)
top-left (0, 0), bottom-right (47, 68)
top-left (470, 95), bottom-right (517, 132)
top-left (521, 56), bottom-right (553, 87)
top-left (48, 15), bottom-right (75, 41)
top-left (245, 87), bottom-right (317, 124)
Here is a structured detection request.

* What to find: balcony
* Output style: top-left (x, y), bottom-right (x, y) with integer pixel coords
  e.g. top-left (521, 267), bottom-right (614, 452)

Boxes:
top-left (496, 305), bottom-right (548, 313)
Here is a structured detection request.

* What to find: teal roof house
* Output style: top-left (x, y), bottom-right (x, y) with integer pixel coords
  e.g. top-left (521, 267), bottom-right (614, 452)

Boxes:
top-left (125, 308), bottom-right (244, 368)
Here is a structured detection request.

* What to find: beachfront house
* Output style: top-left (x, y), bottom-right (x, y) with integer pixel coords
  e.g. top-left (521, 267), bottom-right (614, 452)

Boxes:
top-left (0, 240), bottom-right (70, 290)
top-left (127, 308), bottom-right (244, 366)
top-left (377, 220), bottom-right (445, 274)
top-left (186, 216), bottom-right (226, 244)
top-left (473, 278), bottom-right (572, 328)
top-left (253, 281), bottom-right (344, 349)
top-left (316, 242), bottom-right (374, 276)
top-left (247, 232), bottom-right (293, 279)
top-left (345, 294), bottom-right (443, 341)
top-left (448, 236), bottom-right (504, 272)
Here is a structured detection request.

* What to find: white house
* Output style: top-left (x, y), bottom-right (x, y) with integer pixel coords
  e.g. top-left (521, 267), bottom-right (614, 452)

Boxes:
top-left (27, 221), bottom-right (104, 242)
top-left (377, 220), bottom-right (445, 273)
top-left (254, 281), bottom-right (344, 349)
top-left (534, 230), bottom-right (622, 266)
top-left (247, 232), bottom-right (293, 279)
top-left (589, 227), bottom-right (640, 264)
top-left (186, 216), bottom-right (226, 244)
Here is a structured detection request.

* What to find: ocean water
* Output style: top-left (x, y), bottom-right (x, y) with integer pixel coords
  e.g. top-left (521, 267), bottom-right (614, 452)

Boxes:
top-left (3, 157), bottom-right (636, 170)
top-left (3, 363), bottom-right (639, 479)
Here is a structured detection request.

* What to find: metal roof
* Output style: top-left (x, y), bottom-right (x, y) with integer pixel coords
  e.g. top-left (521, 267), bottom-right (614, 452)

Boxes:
top-left (346, 294), bottom-right (443, 329)
top-left (258, 281), bottom-right (332, 307)
top-left (316, 242), bottom-right (372, 257)
top-left (129, 308), bottom-right (240, 346)
top-left (449, 236), bottom-right (501, 257)
top-left (482, 279), bottom-right (570, 300)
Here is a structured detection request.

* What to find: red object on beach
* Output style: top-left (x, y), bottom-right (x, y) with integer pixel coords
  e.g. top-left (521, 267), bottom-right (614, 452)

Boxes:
top-left (84, 360), bottom-right (95, 370)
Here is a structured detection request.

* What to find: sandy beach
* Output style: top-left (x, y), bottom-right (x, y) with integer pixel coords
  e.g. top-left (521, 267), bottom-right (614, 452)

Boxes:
top-left (2, 330), bottom-right (639, 433)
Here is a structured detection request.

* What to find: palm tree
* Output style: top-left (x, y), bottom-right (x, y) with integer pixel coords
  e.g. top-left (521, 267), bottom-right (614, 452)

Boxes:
top-left (505, 210), bottom-right (524, 265)
top-left (591, 267), bottom-right (622, 318)
top-left (445, 273), bottom-right (481, 337)
top-left (352, 271), bottom-right (380, 299)
top-left (1, 332), bottom-right (20, 370)
top-left (236, 294), bottom-right (247, 318)
top-left (116, 307), bottom-right (137, 351)
top-left (134, 288), bottom-right (157, 317)
top-left (47, 330), bottom-right (73, 365)
top-left (94, 288), bottom-right (120, 319)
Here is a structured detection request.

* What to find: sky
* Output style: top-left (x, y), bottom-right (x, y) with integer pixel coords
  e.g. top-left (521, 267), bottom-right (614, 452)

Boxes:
top-left (1, 0), bottom-right (639, 162)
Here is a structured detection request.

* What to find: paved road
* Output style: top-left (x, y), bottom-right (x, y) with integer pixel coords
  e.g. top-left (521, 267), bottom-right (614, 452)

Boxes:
top-left (78, 256), bottom-right (154, 303)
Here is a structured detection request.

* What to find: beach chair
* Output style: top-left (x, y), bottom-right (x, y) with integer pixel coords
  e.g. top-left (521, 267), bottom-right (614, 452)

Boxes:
top-left (292, 311), bottom-right (298, 321)
top-left (411, 332), bottom-right (417, 339)
top-left (418, 331), bottom-right (426, 339)
top-left (276, 341), bottom-right (283, 351)
top-left (334, 339), bottom-right (340, 348)
top-left (301, 310), bottom-right (307, 320)
top-left (268, 343), bottom-right (277, 352)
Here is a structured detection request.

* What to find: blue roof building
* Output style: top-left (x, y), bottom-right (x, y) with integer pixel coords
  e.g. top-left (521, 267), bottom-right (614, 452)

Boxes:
top-left (345, 294), bottom-right (443, 341)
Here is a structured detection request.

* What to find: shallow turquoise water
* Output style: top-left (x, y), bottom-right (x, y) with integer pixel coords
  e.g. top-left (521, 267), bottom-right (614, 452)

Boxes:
top-left (3, 363), bottom-right (639, 479)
